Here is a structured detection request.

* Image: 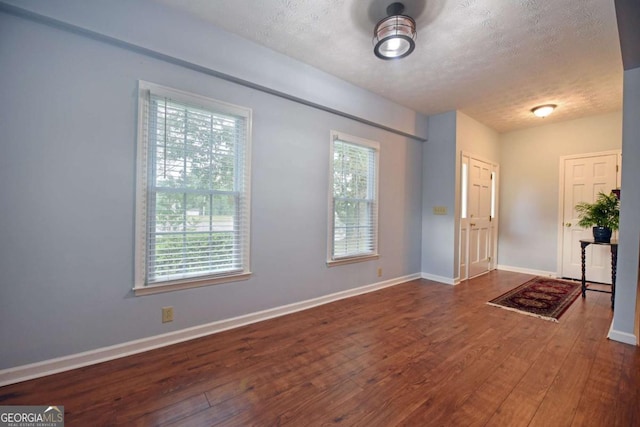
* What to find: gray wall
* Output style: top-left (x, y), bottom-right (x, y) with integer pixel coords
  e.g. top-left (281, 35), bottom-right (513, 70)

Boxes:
top-left (0, 7), bottom-right (424, 369)
top-left (420, 111), bottom-right (500, 282)
top-left (422, 111), bottom-right (499, 284)
top-left (421, 112), bottom-right (457, 280)
top-left (612, 66), bottom-right (640, 339)
top-left (498, 112), bottom-right (622, 273)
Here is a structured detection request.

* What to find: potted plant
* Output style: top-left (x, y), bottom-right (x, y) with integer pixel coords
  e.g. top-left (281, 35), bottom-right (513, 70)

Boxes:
top-left (575, 192), bottom-right (620, 243)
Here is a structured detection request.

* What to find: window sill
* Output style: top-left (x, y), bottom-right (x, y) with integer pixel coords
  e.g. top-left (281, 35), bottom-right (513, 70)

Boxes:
top-left (134, 272), bottom-right (252, 296)
top-left (327, 254), bottom-right (379, 267)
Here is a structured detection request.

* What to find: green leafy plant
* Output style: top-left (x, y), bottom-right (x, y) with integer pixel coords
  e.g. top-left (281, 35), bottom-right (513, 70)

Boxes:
top-left (575, 192), bottom-right (620, 231)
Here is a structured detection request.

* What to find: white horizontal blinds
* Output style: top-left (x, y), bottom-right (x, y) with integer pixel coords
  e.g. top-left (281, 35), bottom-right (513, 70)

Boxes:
top-left (332, 138), bottom-right (378, 259)
top-left (146, 92), bottom-right (249, 284)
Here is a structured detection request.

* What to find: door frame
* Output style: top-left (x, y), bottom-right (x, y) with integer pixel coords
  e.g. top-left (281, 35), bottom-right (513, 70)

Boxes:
top-left (460, 151), bottom-right (500, 281)
top-left (556, 150), bottom-right (622, 278)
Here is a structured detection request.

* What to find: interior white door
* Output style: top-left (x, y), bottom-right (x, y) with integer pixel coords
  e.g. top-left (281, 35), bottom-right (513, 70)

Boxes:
top-left (468, 158), bottom-right (493, 278)
top-left (561, 154), bottom-right (618, 283)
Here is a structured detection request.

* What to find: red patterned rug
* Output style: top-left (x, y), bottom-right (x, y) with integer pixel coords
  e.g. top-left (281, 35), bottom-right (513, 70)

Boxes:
top-left (487, 277), bottom-right (581, 322)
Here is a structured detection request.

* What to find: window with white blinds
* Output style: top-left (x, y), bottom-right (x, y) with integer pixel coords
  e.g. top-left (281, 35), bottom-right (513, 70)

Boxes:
top-left (328, 131), bottom-right (379, 264)
top-left (135, 81), bottom-right (252, 294)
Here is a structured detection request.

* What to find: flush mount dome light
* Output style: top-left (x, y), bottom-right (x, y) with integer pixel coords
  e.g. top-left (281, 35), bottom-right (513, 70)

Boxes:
top-left (373, 2), bottom-right (417, 60)
top-left (531, 104), bottom-right (557, 118)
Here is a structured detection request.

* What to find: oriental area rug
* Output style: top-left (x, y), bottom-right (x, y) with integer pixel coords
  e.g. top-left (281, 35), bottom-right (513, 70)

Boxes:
top-left (487, 276), bottom-right (581, 322)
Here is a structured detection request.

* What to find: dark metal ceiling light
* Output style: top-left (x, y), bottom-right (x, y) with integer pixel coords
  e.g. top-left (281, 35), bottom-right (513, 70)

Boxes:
top-left (373, 2), bottom-right (417, 60)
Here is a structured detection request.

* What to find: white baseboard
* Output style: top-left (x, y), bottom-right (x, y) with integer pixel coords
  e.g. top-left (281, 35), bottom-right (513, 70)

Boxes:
top-left (497, 264), bottom-right (557, 278)
top-left (607, 323), bottom-right (638, 346)
top-left (0, 273), bottom-right (421, 387)
top-left (421, 272), bottom-right (457, 285)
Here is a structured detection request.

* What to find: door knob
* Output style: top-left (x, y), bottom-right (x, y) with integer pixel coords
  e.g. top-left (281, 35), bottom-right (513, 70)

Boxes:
top-left (470, 223), bottom-right (476, 227)
top-left (565, 222), bottom-right (572, 227)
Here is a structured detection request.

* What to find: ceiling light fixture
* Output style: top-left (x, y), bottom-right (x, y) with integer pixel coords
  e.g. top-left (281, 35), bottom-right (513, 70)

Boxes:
top-left (531, 104), bottom-right (557, 118)
top-left (373, 2), bottom-right (417, 60)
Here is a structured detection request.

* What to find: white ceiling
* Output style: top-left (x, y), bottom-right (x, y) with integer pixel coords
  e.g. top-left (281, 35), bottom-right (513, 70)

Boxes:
top-left (154, 0), bottom-right (623, 133)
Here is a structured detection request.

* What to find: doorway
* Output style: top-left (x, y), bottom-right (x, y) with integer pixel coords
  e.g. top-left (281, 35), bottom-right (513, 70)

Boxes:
top-left (460, 153), bottom-right (499, 280)
top-left (558, 151), bottom-right (621, 283)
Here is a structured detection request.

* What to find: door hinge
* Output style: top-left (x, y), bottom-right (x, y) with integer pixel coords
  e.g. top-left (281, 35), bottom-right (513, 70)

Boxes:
top-left (616, 165), bottom-right (619, 172)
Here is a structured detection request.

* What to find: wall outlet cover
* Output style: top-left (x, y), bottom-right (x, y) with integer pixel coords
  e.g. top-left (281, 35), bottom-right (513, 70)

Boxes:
top-left (162, 307), bottom-right (174, 323)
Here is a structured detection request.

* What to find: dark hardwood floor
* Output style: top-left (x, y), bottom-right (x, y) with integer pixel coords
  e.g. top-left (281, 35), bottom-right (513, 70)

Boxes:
top-left (1, 270), bottom-right (638, 426)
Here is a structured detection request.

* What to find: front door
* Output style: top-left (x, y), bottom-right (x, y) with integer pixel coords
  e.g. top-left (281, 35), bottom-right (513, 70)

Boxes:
top-left (561, 152), bottom-right (619, 283)
top-left (467, 158), bottom-right (493, 278)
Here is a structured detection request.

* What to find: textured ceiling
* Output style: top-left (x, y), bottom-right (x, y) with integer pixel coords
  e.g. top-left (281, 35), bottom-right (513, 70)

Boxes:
top-left (154, 0), bottom-right (623, 133)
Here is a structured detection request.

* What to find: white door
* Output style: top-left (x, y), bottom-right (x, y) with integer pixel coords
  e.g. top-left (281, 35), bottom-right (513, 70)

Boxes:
top-left (561, 153), bottom-right (619, 283)
top-left (467, 158), bottom-right (493, 278)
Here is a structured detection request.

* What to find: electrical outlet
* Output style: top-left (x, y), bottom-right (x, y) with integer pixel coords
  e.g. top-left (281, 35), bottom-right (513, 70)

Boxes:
top-left (433, 206), bottom-right (447, 215)
top-left (162, 306), bottom-right (174, 323)
top-left (377, 267), bottom-right (383, 277)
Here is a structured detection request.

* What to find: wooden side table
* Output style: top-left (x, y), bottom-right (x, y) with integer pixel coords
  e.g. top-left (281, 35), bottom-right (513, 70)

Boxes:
top-left (580, 239), bottom-right (617, 310)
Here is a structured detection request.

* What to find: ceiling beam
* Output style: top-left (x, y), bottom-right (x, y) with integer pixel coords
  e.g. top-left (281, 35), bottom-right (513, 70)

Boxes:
top-left (615, 0), bottom-right (640, 70)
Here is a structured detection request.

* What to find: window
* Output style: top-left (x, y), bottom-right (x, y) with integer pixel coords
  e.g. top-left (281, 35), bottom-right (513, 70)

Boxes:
top-left (135, 81), bottom-right (251, 295)
top-left (461, 161), bottom-right (468, 219)
top-left (328, 131), bottom-right (379, 265)
top-left (490, 171), bottom-right (496, 219)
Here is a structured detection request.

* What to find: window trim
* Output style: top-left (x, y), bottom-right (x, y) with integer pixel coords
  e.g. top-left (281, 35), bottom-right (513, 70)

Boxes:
top-left (134, 81), bottom-right (252, 296)
top-left (327, 131), bottom-right (380, 266)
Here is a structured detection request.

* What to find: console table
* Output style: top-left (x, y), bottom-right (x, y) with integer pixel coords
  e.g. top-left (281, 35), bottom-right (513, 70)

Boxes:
top-left (580, 239), bottom-right (617, 309)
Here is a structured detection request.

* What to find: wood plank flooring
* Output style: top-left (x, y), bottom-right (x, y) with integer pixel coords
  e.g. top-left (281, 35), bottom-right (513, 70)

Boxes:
top-left (1, 270), bottom-right (638, 426)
